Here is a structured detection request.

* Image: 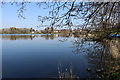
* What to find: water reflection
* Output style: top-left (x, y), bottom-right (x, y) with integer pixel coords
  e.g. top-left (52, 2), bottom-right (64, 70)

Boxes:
top-left (71, 38), bottom-right (120, 78)
top-left (2, 35), bottom-right (34, 40)
top-left (58, 63), bottom-right (79, 79)
top-left (57, 38), bottom-right (120, 78)
top-left (1, 34), bottom-right (73, 40)
top-left (1, 34), bottom-right (120, 79)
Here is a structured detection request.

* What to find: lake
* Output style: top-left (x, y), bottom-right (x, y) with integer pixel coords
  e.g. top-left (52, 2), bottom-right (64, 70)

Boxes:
top-left (1, 34), bottom-right (120, 79)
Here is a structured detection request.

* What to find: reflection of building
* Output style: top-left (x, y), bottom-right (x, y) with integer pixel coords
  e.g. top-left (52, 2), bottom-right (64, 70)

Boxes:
top-left (54, 34), bottom-right (59, 37)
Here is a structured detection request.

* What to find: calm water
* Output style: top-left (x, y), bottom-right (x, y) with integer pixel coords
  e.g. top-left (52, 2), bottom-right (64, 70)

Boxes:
top-left (1, 34), bottom-right (120, 78)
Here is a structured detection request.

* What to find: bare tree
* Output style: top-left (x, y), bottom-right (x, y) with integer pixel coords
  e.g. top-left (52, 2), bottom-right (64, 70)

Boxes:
top-left (1, 1), bottom-right (120, 31)
top-left (37, 1), bottom-right (120, 30)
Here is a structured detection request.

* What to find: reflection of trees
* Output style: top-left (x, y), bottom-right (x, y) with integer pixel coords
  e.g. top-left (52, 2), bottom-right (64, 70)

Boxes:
top-left (71, 38), bottom-right (86, 54)
top-left (71, 38), bottom-right (120, 78)
top-left (2, 35), bottom-right (34, 40)
top-left (71, 38), bottom-right (104, 54)
top-left (40, 35), bottom-right (55, 40)
top-left (2, 34), bottom-right (74, 40)
top-left (58, 63), bottom-right (79, 79)
top-left (86, 42), bottom-right (110, 78)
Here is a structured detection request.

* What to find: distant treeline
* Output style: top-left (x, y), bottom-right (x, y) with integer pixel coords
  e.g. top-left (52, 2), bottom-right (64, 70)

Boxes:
top-left (1, 26), bottom-right (119, 35)
top-left (0, 27), bottom-right (36, 34)
top-left (0, 27), bottom-right (73, 34)
top-left (0, 27), bottom-right (64, 34)
top-left (0, 27), bottom-right (89, 34)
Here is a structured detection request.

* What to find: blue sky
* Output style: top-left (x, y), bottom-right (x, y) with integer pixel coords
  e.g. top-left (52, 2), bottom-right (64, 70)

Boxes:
top-left (1, 2), bottom-right (84, 30)
top-left (1, 2), bottom-right (52, 30)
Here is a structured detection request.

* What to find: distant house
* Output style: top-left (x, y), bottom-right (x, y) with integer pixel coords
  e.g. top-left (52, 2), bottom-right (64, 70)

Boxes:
top-left (73, 29), bottom-right (82, 32)
top-left (54, 30), bottom-right (59, 33)
top-left (32, 31), bottom-right (35, 34)
top-left (59, 29), bottom-right (72, 33)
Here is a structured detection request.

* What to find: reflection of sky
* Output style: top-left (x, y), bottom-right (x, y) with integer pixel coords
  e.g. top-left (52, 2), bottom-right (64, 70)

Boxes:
top-left (2, 36), bottom-right (92, 78)
top-left (1, 2), bottom-right (84, 30)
